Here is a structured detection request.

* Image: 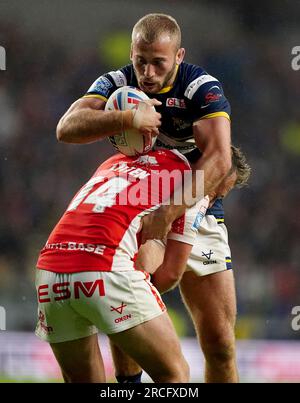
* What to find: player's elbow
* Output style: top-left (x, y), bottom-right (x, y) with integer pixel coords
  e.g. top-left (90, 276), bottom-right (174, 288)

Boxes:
top-left (56, 118), bottom-right (66, 142)
top-left (209, 149), bottom-right (232, 180)
top-left (56, 116), bottom-right (73, 143)
top-left (155, 272), bottom-right (183, 294)
top-left (196, 150), bottom-right (231, 181)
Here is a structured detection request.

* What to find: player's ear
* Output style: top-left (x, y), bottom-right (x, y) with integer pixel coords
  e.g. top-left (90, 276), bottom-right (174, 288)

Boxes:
top-left (130, 45), bottom-right (133, 61)
top-left (176, 48), bottom-right (185, 65)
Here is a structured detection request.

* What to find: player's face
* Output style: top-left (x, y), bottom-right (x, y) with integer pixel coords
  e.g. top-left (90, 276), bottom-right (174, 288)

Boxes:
top-left (131, 34), bottom-right (185, 94)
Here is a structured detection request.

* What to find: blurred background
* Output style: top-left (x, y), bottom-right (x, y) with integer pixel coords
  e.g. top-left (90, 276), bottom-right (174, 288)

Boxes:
top-left (0, 0), bottom-right (299, 382)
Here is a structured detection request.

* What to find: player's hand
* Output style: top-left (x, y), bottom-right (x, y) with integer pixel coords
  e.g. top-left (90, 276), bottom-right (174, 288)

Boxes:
top-left (132, 99), bottom-right (161, 137)
top-left (141, 204), bottom-right (184, 244)
top-left (141, 210), bottom-right (172, 244)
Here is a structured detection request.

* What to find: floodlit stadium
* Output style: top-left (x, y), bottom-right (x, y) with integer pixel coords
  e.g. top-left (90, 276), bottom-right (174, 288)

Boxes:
top-left (0, 0), bottom-right (300, 383)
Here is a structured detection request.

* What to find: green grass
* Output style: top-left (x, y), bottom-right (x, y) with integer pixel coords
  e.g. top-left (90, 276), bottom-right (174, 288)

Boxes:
top-left (0, 376), bottom-right (62, 383)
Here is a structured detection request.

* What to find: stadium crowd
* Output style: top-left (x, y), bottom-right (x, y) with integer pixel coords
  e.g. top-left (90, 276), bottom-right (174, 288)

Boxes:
top-left (0, 3), bottom-right (299, 339)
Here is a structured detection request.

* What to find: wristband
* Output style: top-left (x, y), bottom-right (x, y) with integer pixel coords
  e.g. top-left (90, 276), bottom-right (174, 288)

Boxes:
top-left (121, 110), bottom-right (134, 130)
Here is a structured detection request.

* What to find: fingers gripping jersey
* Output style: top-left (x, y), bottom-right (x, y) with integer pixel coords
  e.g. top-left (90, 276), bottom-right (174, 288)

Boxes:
top-left (37, 150), bottom-right (191, 273)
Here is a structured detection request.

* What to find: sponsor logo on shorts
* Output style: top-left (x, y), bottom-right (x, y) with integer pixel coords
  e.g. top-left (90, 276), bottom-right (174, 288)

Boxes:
top-left (38, 279), bottom-right (105, 303)
top-left (201, 250), bottom-right (217, 265)
top-left (114, 314), bottom-right (132, 324)
top-left (38, 310), bottom-right (53, 334)
top-left (110, 302), bottom-right (132, 324)
top-left (110, 302), bottom-right (127, 314)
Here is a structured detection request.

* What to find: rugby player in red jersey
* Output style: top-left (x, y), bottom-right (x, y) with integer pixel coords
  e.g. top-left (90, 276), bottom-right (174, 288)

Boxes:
top-left (35, 148), bottom-right (208, 383)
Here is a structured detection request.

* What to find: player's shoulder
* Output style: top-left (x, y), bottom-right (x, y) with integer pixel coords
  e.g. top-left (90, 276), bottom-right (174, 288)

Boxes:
top-left (94, 150), bottom-right (190, 180)
top-left (180, 62), bottom-right (207, 81)
top-left (180, 62), bottom-right (222, 100)
top-left (149, 149), bottom-right (191, 170)
top-left (106, 64), bottom-right (134, 87)
top-left (180, 61), bottom-right (219, 84)
top-left (84, 64), bottom-right (134, 99)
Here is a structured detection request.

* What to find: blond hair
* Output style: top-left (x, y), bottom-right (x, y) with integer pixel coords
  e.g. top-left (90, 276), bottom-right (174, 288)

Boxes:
top-left (231, 145), bottom-right (251, 188)
top-left (132, 13), bottom-right (181, 50)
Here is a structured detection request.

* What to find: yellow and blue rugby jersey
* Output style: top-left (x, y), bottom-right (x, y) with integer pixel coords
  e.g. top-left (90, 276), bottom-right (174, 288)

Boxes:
top-left (84, 62), bottom-right (231, 218)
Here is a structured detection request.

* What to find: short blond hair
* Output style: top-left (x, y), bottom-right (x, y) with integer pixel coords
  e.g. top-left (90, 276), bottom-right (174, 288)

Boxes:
top-left (132, 13), bottom-right (181, 50)
top-left (231, 145), bottom-right (251, 188)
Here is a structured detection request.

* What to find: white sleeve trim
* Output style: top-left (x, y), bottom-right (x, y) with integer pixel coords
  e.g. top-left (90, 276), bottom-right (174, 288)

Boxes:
top-left (184, 74), bottom-right (219, 100)
top-left (108, 70), bottom-right (127, 87)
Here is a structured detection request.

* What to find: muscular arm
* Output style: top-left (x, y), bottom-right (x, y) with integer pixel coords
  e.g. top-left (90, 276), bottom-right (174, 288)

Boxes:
top-left (141, 116), bottom-right (232, 242)
top-left (172, 116), bottom-right (232, 209)
top-left (192, 115), bottom-right (232, 198)
top-left (136, 239), bottom-right (192, 294)
top-left (151, 239), bottom-right (193, 294)
top-left (56, 96), bottom-right (161, 144)
top-left (56, 97), bottom-right (127, 143)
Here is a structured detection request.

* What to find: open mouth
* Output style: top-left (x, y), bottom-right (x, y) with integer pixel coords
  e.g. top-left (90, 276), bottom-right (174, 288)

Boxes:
top-left (141, 81), bottom-right (156, 91)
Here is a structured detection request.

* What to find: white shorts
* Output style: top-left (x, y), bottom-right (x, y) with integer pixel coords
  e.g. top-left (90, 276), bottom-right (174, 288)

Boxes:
top-left (168, 215), bottom-right (232, 276)
top-left (35, 269), bottom-right (165, 343)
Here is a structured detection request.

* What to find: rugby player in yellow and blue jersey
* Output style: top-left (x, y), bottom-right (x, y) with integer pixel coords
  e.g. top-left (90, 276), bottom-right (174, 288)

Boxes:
top-left (57, 13), bottom-right (238, 382)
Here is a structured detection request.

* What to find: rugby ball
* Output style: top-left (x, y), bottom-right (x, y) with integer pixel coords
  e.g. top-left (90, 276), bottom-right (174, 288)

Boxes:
top-left (105, 86), bottom-right (157, 156)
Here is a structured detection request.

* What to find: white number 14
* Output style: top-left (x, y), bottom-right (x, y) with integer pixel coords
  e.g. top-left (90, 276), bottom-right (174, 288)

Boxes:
top-left (67, 176), bottom-right (130, 213)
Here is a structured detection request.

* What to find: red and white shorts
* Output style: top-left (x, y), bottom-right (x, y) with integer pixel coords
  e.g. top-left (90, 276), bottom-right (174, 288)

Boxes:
top-left (35, 269), bottom-right (165, 343)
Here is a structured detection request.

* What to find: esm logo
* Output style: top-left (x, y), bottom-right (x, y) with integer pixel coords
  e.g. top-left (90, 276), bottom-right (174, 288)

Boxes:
top-left (38, 279), bottom-right (105, 303)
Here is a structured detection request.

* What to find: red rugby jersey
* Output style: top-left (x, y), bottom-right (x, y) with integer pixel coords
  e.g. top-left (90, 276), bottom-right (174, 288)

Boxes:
top-left (37, 149), bottom-right (190, 273)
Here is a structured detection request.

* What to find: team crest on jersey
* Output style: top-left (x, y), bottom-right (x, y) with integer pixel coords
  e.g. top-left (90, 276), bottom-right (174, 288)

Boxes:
top-left (88, 76), bottom-right (113, 97)
top-left (166, 98), bottom-right (186, 109)
top-left (172, 117), bottom-right (192, 131)
top-left (134, 155), bottom-right (159, 165)
top-left (204, 85), bottom-right (223, 104)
